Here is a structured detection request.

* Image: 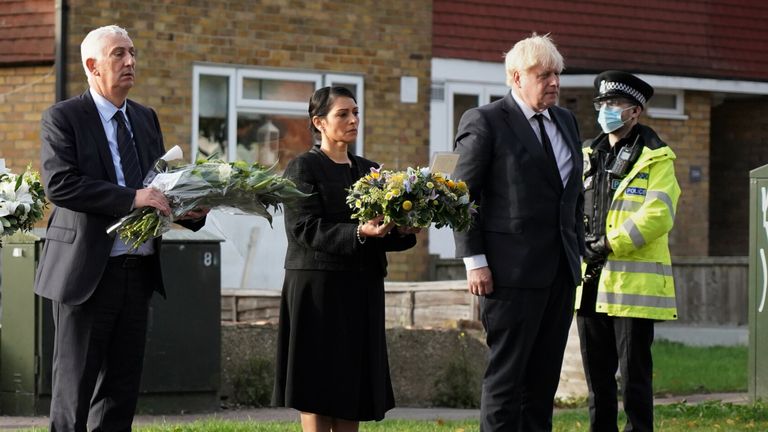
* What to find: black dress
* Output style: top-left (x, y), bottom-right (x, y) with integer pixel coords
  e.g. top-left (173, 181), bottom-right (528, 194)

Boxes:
top-left (272, 147), bottom-right (416, 421)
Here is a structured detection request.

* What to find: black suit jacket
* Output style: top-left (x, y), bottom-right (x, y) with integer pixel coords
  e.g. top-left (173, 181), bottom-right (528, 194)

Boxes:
top-left (34, 90), bottom-right (204, 305)
top-left (283, 147), bottom-right (416, 277)
top-left (453, 92), bottom-right (585, 294)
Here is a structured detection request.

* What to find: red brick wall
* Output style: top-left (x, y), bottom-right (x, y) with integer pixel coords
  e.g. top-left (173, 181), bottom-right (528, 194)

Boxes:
top-left (563, 89), bottom-right (711, 257)
top-left (64, 0), bottom-right (434, 280)
top-left (434, 0), bottom-right (768, 81)
top-left (0, 65), bottom-right (55, 173)
top-left (710, 96), bottom-right (768, 256)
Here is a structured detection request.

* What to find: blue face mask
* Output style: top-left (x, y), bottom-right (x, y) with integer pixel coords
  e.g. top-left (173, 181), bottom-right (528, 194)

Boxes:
top-left (597, 105), bottom-right (633, 133)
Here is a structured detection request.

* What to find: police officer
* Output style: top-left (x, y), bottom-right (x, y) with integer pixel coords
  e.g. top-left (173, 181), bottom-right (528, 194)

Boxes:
top-left (576, 71), bottom-right (681, 432)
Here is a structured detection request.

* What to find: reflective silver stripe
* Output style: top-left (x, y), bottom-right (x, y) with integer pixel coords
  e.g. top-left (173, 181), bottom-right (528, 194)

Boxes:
top-left (604, 260), bottom-right (673, 277)
top-left (646, 190), bottom-right (675, 219)
top-left (597, 291), bottom-right (677, 309)
top-left (610, 199), bottom-right (642, 213)
top-left (622, 217), bottom-right (646, 248)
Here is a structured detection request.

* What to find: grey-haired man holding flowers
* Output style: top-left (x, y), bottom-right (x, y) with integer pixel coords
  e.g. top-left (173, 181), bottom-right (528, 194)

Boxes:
top-left (35, 25), bottom-right (206, 431)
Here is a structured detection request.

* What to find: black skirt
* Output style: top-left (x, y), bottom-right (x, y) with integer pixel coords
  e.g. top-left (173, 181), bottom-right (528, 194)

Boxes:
top-left (272, 269), bottom-right (394, 421)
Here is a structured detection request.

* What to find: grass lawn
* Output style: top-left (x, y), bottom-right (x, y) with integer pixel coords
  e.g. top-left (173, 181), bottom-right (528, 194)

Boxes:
top-left (21, 341), bottom-right (750, 431)
top-left (26, 403), bottom-right (764, 431)
top-left (652, 340), bottom-right (747, 395)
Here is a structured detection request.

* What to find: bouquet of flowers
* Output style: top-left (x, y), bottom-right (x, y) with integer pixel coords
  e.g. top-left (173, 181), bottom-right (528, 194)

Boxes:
top-left (0, 162), bottom-right (48, 246)
top-left (346, 166), bottom-right (477, 232)
top-left (107, 155), bottom-right (309, 250)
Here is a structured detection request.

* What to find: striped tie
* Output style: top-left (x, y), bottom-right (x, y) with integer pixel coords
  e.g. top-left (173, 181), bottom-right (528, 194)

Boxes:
top-left (113, 111), bottom-right (142, 188)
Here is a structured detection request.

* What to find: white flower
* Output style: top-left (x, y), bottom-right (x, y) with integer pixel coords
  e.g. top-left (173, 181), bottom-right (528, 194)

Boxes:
top-left (459, 194), bottom-right (470, 205)
top-left (218, 163), bottom-right (233, 183)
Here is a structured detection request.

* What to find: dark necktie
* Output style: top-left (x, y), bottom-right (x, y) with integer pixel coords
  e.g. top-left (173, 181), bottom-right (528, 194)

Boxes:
top-left (113, 111), bottom-right (142, 188)
top-left (534, 113), bottom-right (560, 175)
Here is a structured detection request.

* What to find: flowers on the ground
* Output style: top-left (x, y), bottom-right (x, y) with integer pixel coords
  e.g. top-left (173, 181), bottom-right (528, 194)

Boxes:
top-left (108, 159), bottom-right (309, 250)
top-left (346, 166), bottom-right (477, 231)
top-left (0, 165), bottom-right (48, 246)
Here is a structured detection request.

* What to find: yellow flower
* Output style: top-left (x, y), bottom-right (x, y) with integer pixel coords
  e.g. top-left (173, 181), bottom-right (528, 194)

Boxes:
top-left (402, 200), bottom-right (413, 211)
top-left (385, 192), bottom-right (394, 200)
top-left (431, 200), bottom-right (438, 206)
top-left (355, 199), bottom-right (362, 208)
top-left (457, 181), bottom-right (467, 189)
top-left (371, 172), bottom-right (380, 179)
top-left (446, 180), bottom-right (455, 188)
top-left (391, 188), bottom-right (401, 197)
top-left (426, 182), bottom-right (434, 189)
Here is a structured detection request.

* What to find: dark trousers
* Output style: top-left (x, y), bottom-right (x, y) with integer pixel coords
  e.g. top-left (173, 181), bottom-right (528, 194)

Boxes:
top-left (576, 314), bottom-right (655, 432)
top-left (49, 256), bottom-right (154, 432)
top-left (479, 261), bottom-right (575, 432)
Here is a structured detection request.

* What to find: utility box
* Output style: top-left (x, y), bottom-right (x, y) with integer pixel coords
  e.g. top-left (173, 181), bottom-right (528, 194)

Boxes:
top-left (749, 164), bottom-right (768, 401)
top-left (0, 229), bottom-right (222, 415)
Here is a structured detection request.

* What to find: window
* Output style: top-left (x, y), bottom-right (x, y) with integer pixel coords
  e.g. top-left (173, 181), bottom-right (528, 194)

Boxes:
top-left (446, 83), bottom-right (508, 147)
top-left (193, 66), bottom-right (364, 169)
top-left (647, 89), bottom-right (687, 120)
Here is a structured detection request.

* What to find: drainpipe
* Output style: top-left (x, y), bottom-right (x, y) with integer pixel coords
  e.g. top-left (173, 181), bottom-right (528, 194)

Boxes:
top-left (54, 0), bottom-right (68, 102)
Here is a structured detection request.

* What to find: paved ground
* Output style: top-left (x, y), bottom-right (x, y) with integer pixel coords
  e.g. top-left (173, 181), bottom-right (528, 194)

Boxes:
top-left (0, 392), bottom-right (749, 430)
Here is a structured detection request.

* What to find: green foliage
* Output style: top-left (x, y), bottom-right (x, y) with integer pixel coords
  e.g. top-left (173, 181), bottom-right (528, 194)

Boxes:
top-left (231, 357), bottom-right (274, 408)
top-left (432, 331), bottom-right (480, 408)
top-left (652, 341), bottom-right (747, 395)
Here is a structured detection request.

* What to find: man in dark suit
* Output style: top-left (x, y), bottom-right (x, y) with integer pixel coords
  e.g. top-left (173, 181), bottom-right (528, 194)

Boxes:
top-left (35, 25), bottom-right (207, 431)
top-left (453, 33), bottom-right (584, 432)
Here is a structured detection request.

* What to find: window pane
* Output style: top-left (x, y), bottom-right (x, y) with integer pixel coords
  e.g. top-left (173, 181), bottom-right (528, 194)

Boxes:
top-left (236, 112), bottom-right (313, 171)
top-left (453, 93), bottom-right (479, 138)
top-left (198, 75), bottom-right (229, 160)
top-left (242, 78), bottom-right (314, 102)
top-left (650, 93), bottom-right (677, 109)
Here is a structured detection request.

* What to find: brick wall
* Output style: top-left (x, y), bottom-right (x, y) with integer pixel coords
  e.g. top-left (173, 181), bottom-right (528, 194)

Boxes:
top-left (64, 0), bottom-right (433, 280)
top-left (710, 96), bottom-right (768, 256)
top-left (0, 65), bottom-right (55, 174)
top-left (562, 89), bottom-right (711, 257)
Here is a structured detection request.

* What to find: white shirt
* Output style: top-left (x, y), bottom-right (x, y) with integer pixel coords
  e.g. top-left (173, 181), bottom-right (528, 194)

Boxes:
top-left (90, 88), bottom-right (154, 256)
top-left (463, 90), bottom-right (573, 271)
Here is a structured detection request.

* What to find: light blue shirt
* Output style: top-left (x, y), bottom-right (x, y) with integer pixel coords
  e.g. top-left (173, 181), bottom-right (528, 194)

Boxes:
top-left (90, 88), bottom-right (154, 256)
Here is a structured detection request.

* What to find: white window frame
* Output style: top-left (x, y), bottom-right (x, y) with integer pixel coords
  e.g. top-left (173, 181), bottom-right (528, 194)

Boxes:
top-left (445, 82), bottom-right (508, 148)
top-left (192, 65), bottom-right (364, 162)
top-left (192, 65), bottom-right (236, 162)
top-left (236, 69), bottom-right (322, 113)
top-left (646, 89), bottom-right (688, 120)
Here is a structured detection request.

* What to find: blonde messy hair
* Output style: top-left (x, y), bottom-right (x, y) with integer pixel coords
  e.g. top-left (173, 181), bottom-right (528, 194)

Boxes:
top-left (504, 33), bottom-right (564, 87)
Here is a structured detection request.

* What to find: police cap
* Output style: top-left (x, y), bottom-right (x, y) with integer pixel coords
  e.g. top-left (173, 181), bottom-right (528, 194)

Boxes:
top-left (593, 70), bottom-right (654, 107)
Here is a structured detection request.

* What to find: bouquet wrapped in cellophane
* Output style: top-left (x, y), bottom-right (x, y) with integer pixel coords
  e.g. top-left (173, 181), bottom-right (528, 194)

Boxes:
top-left (346, 166), bottom-right (477, 232)
top-left (0, 162), bottom-right (48, 247)
top-left (107, 152), bottom-right (309, 250)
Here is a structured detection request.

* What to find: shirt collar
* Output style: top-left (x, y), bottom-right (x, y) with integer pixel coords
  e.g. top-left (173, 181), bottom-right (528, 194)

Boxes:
top-left (89, 88), bottom-right (127, 123)
top-left (510, 89), bottom-right (551, 121)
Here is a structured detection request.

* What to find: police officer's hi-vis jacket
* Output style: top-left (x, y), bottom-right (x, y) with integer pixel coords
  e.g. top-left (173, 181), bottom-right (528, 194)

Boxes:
top-left (576, 124), bottom-right (681, 320)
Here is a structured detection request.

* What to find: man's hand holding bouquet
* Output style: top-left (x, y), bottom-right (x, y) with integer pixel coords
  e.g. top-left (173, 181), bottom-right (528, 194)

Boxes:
top-left (108, 147), bottom-right (309, 250)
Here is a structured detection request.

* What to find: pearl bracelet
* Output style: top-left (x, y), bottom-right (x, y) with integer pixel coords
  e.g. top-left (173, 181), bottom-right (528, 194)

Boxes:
top-left (356, 224), bottom-right (367, 244)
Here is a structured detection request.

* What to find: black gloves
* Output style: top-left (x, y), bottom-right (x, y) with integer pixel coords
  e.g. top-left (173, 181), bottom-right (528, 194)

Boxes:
top-left (584, 236), bottom-right (611, 265)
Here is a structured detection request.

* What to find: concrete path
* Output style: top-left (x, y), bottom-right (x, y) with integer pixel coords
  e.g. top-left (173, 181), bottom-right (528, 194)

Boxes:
top-left (0, 393), bottom-right (749, 430)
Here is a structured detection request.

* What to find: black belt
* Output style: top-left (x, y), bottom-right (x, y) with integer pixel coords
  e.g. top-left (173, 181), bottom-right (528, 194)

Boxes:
top-left (108, 254), bottom-right (153, 269)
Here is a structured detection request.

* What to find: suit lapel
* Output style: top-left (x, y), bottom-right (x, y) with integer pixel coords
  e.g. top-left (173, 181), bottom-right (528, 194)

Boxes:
top-left (502, 94), bottom-right (562, 191)
top-left (81, 91), bottom-right (118, 184)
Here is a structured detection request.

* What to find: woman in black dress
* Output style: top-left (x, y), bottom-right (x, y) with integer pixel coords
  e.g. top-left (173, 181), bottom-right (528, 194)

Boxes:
top-left (273, 86), bottom-right (418, 432)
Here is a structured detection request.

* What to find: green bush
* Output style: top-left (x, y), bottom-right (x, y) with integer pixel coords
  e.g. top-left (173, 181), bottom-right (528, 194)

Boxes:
top-left (231, 356), bottom-right (274, 407)
top-left (432, 331), bottom-right (480, 408)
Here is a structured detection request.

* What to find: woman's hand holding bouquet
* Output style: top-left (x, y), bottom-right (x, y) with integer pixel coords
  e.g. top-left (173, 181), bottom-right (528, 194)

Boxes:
top-left (346, 166), bottom-right (477, 233)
